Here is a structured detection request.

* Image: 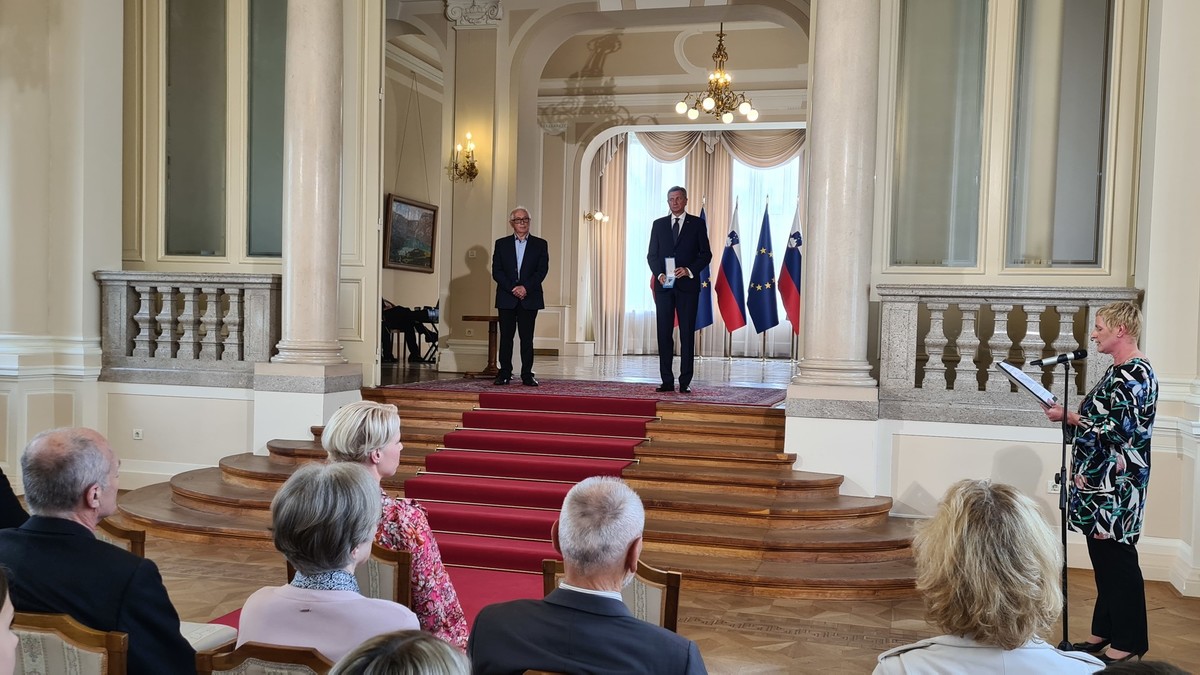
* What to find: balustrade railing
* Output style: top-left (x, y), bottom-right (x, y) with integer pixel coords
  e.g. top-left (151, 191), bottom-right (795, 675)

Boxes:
top-left (876, 284), bottom-right (1140, 426)
top-left (95, 271), bottom-right (281, 388)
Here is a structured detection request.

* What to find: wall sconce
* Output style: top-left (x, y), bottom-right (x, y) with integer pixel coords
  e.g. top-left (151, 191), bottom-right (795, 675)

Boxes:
top-left (450, 132), bottom-right (478, 183)
top-left (583, 210), bottom-right (609, 223)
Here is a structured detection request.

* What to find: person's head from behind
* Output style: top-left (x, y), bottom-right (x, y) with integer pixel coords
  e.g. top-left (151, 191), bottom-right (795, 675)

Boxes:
top-left (916, 479), bottom-right (1061, 650)
top-left (271, 462), bottom-right (382, 577)
top-left (20, 428), bottom-right (119, 527)
top-left (554, 477), bottom-right (645, 586)
top-left (0, 572), bottom-right (16, 675)
top-left (330, 630), bottom-right (469, 675)
top-left (323, 401), bottom-right (403, 481)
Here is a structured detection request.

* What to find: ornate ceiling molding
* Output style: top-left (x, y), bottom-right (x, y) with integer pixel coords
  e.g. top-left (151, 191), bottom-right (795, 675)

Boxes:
top-left (444, 0), bottom-right (502, 29)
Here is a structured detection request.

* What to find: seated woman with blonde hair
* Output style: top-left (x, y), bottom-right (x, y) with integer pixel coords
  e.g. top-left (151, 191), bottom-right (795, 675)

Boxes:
top-left (874, 479), bottom-right (1104, 673)
top-left (237, 462), bottom-right (419, 662)
top-left (331, 630), bottom-right (470, 675)
top-left (324, 400), bottom-right (469, 650)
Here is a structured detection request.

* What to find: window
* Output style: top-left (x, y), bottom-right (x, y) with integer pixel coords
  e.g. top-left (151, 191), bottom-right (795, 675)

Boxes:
top-left (624, 136), bottom-right (686, 313)
top-left (246, 0), bottom-right (288, 257)
top-left (731, 157), bottom-right (801, 333)
top-left (890, 0), bottom-right (986, 267)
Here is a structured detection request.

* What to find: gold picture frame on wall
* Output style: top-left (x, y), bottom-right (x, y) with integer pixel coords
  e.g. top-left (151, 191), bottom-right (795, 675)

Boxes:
top-left (383, 194), bottom-right (437, 273)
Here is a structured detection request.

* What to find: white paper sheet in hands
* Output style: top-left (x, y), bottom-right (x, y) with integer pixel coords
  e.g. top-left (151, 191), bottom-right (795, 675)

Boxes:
top-left (997, 361), bottom-right (1057, 406)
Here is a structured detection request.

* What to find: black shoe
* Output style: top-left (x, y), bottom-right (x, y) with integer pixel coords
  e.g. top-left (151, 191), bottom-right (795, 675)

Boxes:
top-left (407, 356), bottom-right (425, 363)
top-left (493, 375), bottom-right (511, 386)
top-left (680, 386), bottom-right (692, 394)
top-left (382, 356), bottom-right (398, 364)
top-left (1098, 650), bottom-right (1145, 664)
top-left (522, 376), bottom-right (539, 387)
top-left (1070, 639), bottom-right (1110, 654)
top-left (655, 385), bottom-right (674, 393)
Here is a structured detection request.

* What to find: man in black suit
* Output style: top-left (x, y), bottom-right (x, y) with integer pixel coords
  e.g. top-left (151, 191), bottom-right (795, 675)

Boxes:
top-left (647, 186), bottom-right (712, 393)
top-left (468, 476), bottom-right (707, 674)
top-left (0, 428), bottom-right (196, 674)
top-left (492, 206), bottom-right (549, 387)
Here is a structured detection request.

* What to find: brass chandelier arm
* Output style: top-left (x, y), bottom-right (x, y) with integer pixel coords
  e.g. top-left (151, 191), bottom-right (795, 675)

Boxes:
top-left (675, 23), bottom-right (758, 124)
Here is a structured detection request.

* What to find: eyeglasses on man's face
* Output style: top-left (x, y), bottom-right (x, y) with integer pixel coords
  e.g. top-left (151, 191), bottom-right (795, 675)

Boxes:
top-left (510, 217), bottom-right (531, 224)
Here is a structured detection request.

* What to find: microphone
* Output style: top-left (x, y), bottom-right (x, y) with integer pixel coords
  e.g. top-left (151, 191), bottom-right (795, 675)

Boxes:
top-left (1030, 349), bottom-right (1087, 367)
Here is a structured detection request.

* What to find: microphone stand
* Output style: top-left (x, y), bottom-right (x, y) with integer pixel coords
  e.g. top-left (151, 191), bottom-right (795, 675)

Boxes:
top-left (1054, 359), bottom-right (1074, 651)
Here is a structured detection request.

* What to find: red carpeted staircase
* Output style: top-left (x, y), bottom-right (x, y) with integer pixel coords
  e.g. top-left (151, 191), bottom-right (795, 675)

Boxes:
top-left (407, 392), bottom-right (650, 573)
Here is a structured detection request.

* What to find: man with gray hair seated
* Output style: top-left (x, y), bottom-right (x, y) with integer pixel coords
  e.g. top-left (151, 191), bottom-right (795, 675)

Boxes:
top-left (468, 476), bottom-right (707, 674)
top-left (0, 428), bottom-right (195, 674)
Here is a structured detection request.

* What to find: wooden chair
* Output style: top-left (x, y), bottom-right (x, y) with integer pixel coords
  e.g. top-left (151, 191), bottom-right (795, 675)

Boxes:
top-left (12, 612), bottom-right (128, 675)
top-left (286, 544), bottom-right (413, 608)
top-left (195, 642), bottom-right (333, 675)
top-left (542, 558), bottom-right (682, 632)
top-left (94, 518), bottom-right (238, 651)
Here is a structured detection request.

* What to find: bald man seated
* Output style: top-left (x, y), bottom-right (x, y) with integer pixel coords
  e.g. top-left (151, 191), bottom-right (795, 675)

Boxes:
top-left (0, 428), bottom-right (196, 674)
top-left (468, 476), bottom-right (707, 675)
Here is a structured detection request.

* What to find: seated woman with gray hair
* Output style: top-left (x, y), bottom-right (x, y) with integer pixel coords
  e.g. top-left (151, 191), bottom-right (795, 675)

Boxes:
top-left (874, 479), bottom-right (1104, 673)
top-left (237, 462), bottom-right (419, 663)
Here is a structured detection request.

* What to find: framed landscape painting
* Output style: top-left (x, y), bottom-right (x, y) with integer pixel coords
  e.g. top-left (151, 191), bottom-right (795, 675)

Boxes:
top-left (383, 194), bottom-right (437, 273)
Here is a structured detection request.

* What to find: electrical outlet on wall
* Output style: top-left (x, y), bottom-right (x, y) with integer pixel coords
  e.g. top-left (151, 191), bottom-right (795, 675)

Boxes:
top-left (1047, 479), bottom-right (1060, 494)
top-left (465, 329), bottom-right (474, 337)
top-left (133, 429), bottom-right (144, 440)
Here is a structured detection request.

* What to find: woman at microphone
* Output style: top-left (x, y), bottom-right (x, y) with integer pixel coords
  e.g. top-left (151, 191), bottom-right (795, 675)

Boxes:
top-left (1043, 300), bottom-right (1158, 664)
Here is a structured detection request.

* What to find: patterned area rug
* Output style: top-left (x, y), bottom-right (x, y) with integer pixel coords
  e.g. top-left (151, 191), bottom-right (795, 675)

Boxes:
top-left (383, 377), bottom-right (786, 407)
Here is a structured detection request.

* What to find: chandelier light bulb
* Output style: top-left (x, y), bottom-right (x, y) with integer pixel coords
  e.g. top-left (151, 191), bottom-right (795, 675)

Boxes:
top-left (721, 111), bottom-right (734, 124)
top-left (702, 97), bottom-right (715, 111)
top-left (747, 109), bottom-right (759, 121)
top-left (595, 211), bottom-right (605, 222)
top-left (455, 143), bottom-right (463, 153)
top-left (670, 23), bottom-right (756, 124)
top-left (738, 101), bottom-right (751, 115)
top-left (687, 108), bottom-right (699, 120)
top-left (675, 101), bottom-right (687, 114)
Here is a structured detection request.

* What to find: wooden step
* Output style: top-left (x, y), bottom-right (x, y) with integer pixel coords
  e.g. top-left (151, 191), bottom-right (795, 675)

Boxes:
top-left (635, 485), bottom-right (893, 529)
top-left (642, 517), bottom-right (914, 563)
top-left (171, 468), bottom-right (275, 514)
top-left (645, 418), bottom-right (784, 447)
top-left (118, 482), bottom-right (273, 548)
top-left (623, 464), bottom-right (843, 497)
top-left (640, 550), bottom-right (916, 600)
top-left (634, 441), bottom-right (796, 469)
top-left (654, 401), bottom-right (786, 426)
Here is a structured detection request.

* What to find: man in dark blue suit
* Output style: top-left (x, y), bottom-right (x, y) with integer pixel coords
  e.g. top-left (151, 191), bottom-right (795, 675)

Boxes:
top-left (492, 206), bottom-right (549, 386)
top-left (468, 477), bottom-right (707, 674)
top-left (647, 186), bottom-right (712, 393)
top-left (0, 428), bottom-right (196, 674)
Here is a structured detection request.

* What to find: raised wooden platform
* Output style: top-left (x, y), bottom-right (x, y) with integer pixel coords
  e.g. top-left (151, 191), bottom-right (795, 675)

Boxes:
top-left (117, 386), bottom-right (917, 600)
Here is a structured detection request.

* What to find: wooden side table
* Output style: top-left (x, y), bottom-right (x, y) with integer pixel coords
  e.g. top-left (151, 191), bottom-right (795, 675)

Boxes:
top-left (462, 315), bottom-right (500, 378)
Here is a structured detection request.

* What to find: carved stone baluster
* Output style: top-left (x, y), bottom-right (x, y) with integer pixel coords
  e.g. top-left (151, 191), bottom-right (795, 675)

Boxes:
top-left (1051, 303), bottom-right (1082, 394)
top-left (956, 303), bottom-right (981, 391)
top-left (1021, 304), bottom-right (1047, 380)
top-left (987, 303), bottom-right (1014, 391)
top-left (176, 287), bottom-right (201, 360)
top-left (131, 285), bottom-right (155, 358)
top-left (153, 286), bottom-right (178, 358)
top-left (222, 288), bottom-right (244, 361)
top-left (199, 288), bottom-right (223, 360)
top-left (921, 302), bottom-right (949, 389)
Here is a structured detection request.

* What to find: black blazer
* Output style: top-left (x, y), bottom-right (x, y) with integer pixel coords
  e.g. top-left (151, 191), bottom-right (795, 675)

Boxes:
top-left (0, 517), bottom-right (197, 674)
top-left (646, 213), bottom-right (712, 294)
top-left (492, 234), bottom-right (549, 311)
top-left (467, 587), bottom-right (707, 675)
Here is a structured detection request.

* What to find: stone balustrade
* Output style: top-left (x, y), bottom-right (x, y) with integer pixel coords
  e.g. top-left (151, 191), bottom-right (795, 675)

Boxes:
top-left (876, 284), bottom-right (1141, 426)
top-left (94, 271), bottom-right (282, 388)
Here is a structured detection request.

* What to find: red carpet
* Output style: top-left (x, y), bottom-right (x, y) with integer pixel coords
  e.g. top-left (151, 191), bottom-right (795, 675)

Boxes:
top-left (408, 475), bottom-right (572, 510)
top-left (425, 450), bottom-right (628, 483)
top-left (479, 392), bottom-right (657, 417)
top-left (424, 502), bottom-right (557, 541)
top-left (442, 430), bottom-right (639, 459)
top-left (388, 377), bottom-right (786, 407)
top-left (461, 409), bottom-right (649, 437)
top-left (448, 567), bottom-right (544, 629)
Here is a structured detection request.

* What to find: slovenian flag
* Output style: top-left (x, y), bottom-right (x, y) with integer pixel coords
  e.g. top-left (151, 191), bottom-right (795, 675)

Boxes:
top-left (695, 206), bottom-right (713, 331)
top-left (713, 202), bottom-right (747, 332)
top-left (778, 204), bottom-right (803, 334)
top-left (747, 205), bottom-right (779, 334)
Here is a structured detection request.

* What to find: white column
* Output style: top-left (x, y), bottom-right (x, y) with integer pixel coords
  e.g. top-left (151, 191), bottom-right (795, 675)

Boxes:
top-left (796, 0), bottom-right (880, 388)
top-left (273, 0), bottom-right (346, 365)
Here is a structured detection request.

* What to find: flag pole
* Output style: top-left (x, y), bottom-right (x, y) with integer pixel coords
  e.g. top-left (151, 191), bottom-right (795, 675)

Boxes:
top-left (760, 333), bottom-right (768, 362)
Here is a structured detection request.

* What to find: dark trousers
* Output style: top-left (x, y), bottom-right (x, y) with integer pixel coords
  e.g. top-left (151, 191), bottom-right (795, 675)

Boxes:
top-left (498, 307), bottom-right (538, 379)
top-left (654, 288), bottom-right (698, 388)
top-left (1087, 535), bottom-right (1148, 654)
top-left (382, 306), bottom-right (424, 361)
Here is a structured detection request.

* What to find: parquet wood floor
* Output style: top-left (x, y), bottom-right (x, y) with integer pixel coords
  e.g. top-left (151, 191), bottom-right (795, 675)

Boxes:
top-left (149, 534), bottom-right (1200, 673)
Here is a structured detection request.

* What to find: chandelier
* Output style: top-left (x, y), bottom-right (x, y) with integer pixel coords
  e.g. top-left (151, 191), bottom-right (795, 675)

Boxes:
top-left (675, 24), bottom-right (759, 124)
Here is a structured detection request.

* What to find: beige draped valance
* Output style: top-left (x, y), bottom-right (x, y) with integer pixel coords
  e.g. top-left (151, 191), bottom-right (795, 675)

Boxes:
top-left (634, 129), bottom-right (805, 168)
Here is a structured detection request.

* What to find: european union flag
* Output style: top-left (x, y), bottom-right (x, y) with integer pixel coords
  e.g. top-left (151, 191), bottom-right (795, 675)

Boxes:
top-left (695, 207), bottom-right (713, 331)
top-left (747, 206), bottom-right (779, 334)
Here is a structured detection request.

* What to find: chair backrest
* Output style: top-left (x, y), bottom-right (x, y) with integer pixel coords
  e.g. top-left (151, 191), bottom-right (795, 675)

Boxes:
top-left (13, 612), bottom-right (129, 675)
top-left (541, 558), bottom-right (682, 632)
top-left (95, 518), bottom-right (147, 558)
top-left (286, 544), bottom-right (413, 608)
top-left (195, 642), bottom-right (334, 675)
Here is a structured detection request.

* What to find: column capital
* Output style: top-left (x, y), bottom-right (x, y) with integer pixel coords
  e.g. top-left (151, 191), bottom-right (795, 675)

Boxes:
top-left (444, 0), bottom-right (502, 29)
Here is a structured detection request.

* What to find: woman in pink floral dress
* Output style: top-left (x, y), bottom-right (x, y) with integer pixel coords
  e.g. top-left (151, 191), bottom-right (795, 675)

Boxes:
top-left (323, 400), bottom-right (469, 650)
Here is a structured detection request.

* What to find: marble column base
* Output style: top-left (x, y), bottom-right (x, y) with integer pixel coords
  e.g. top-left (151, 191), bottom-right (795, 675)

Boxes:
top-left (272, 339), bottom-right (347, 365)
top-left (793, 357), bottom-right (877, 388)
top-left (251, 362), bottom-right (363, 455)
